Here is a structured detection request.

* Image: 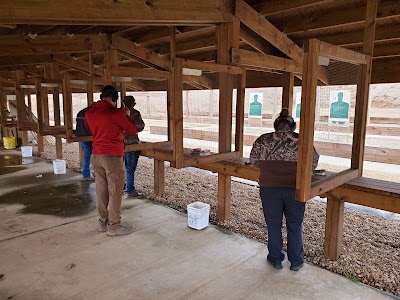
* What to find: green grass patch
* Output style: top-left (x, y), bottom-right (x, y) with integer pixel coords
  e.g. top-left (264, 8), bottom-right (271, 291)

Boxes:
top-left (346, 274), bottom-right (360, 282)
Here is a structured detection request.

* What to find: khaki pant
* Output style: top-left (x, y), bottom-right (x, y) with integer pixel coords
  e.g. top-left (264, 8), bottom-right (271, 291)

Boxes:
top-left (91, 154), bottom-right (126, 229)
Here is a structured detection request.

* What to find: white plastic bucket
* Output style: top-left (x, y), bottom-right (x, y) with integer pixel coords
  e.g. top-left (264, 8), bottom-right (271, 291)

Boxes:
top-left (53, 159), bottom-right (66, 174)
top-left (187, 201), bottom-right (210, 230)
top-left (20, 146), bottom-right (33, 157)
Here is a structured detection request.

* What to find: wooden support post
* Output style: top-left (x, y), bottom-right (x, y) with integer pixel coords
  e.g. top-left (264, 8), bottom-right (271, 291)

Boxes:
top-left (351, 0), bottom-right (379, 175)
top-left (167, 26), bottom-right (176, 145)
top-left (35, 78), bottom-right (44, 136)
top-left (37, 135), bottom-right (44, 153)
top-left (296, 39), bottom-right (320, 202)
top-left (27, 94), bottom-right (32, 122)
top-left (324, 193), bottom-right (345, 260)
top-left (20, 131), bottom-right (28, 147)
top-left (105, 49), bottom-right (118, 85)
top-left (63, 73), bottom-right (73, 142)
top-left (121, 81), bottom-right (127, 101)
top-left (89, 52), bottom-right (93, 77)
top-left (15, 80), bottom-right (24, 125)
top-left (0, 83), bottom-right (7, 138)
top-left (216, 21), bottom-right (240, 221)
top-left (172, 58), bottom-right (184, 169)
top-left (235, 67), bottom-right (246, 156)
top-left (49, 63), bottom-right (63, 159)
top-left (55, 136), bottom-right (62, 158)
top-left (87, 79), bottom-right (94, 106)
top-left (282, 72), bottom-right (294, 114)
top-left (42, 87), bottom-right (50, 126)
top-left (15, 71), bottom-right (28, 146)
top-left (154, 159), bottom-right (165, 196)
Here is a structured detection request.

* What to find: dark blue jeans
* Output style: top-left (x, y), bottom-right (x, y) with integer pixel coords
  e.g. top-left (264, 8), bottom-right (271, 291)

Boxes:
top-left (79, 141), bottom-right (92, 179)
top-left (260, 187), bottom-right (305, 267)
top-left (124, 150), bottom-right (140, 193)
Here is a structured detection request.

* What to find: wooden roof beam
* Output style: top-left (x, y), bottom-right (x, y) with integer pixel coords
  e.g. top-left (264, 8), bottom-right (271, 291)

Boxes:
top-left (111, 35), bottom-right (169, 70)
top-left (134, 27), bottom-right (176, 46)
top-left (346, 40), bottom-right (400, 59)
top-left (0, 54), bottom-right (53, 67)
top-left (252, 0), bottom-right (331, 17)
top-left (283, 0), bottom-right (400, 35)
top-left (0, 35), bottom-right (110, 56)
top-left (0, 24), bottom-right (16, 29)
top-left (182, 75), bottom-right (213, 90)
top-left (231, 48), bottom-right (302, 73)
top-left (234, 0), bottom-right (329, 84)
top-left (111, 66), bottom-right (170, 80)
top-left (173, 36), bottom-right (216, 56)
top-left (178, 50), bottom-right (216, 62)
top-left (117, 50), bottom-right (165, 70)
top-left (293, 21), bottom-right (400, 47)
top-left (53, 54), bottom-right (104, 76)
top-left (139, 26), bottom-right (215, 48)
top-left (235, 0), bottom-right (303, 64)
top-left (0, 0), bottom-right (233, 25)
top-left (125, 81), bottom-right (146, 91)
top-left (240, 25), bottom-right (279, 55)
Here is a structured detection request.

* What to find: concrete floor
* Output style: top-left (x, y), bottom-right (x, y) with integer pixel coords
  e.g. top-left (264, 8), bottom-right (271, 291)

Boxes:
top-left (0, 150), bottom-right (395, 300)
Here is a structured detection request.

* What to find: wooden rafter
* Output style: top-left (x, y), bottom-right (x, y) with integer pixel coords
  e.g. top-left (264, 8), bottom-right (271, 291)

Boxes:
top-left (158, 35), bottom-right (216, 56)
top-left (346, 40), bottom-right (400, 59)
top-left (283, 0), bottom-right (399, 35)
top-left (295, 22), bottom-right (400, 48)
top-left (0, 35), bottom-right (110, 56)
top-left (0, 0), bottom-right (233, 25)
top-left (182, 75), bottom-right (212, 90)
top-left (53, 54), bottom-right (104, 76)
top-left (235, 0), bottom-right (304, 64)
top-left (351, 0), bottom-right (379, 174)
top-left (0, 54), bottom-right (53, 67)
top-left (111, 34), bottom-right (169, 70)
top-left (231, 48), bottom-right (302, 73)
top-left (240, 25), bottom-right (278, 55)
top-left (253, 0), bottom-right (329, 17)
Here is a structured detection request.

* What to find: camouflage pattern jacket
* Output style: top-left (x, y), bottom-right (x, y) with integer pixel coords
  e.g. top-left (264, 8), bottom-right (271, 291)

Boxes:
top-left (124, 108), bottom-right (145, 145)
top-left (250, 125), bottom-right (319, 187)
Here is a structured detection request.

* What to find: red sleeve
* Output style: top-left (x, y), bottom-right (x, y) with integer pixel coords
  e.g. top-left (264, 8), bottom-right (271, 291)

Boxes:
top-left (115, 110), bottom-right (137, 136)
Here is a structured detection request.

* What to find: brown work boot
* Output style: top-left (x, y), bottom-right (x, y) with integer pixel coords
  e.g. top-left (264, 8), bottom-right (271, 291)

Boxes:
top-left (126, 190), bottom-right (144, 199)
top-left (83, 177), bottom-right (95, 182)
top-left (106, 223), bottom-right (134, 236)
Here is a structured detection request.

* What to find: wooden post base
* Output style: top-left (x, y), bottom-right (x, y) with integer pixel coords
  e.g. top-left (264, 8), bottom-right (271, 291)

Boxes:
top-left (154, 159), bottom-right (165, 196)
top-left (324, 193), bottom-right (345, 260)
top-left (217, 174), bottom-right (231, 221)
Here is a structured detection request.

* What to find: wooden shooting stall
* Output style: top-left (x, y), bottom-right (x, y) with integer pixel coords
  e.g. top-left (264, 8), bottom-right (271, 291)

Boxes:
top-left (0, 0), bottom-right (399, 261)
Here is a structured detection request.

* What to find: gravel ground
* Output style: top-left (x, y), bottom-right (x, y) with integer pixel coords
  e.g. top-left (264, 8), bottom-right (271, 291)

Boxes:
top-left (36, 143), bottom-right (400, 297)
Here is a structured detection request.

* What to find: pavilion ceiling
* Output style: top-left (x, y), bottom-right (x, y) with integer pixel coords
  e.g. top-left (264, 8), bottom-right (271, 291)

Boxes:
top-left (0, 0), bottom-right (399, 90)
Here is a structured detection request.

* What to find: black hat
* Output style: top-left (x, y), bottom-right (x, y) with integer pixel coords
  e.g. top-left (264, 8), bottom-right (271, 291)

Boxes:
top-left (123, 95), bottom-right (136, 108)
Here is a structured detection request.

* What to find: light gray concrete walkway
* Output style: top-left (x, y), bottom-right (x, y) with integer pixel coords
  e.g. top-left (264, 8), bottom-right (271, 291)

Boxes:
top-left (0, 150), bottom-right (396, 300)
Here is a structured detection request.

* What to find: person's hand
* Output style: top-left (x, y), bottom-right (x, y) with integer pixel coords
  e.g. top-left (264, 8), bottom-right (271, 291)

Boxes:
top-left (123, 107), bottom-right (131, 116)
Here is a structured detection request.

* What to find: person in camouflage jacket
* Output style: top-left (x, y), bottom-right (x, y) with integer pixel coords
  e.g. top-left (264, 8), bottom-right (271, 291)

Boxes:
top-left (122, 95), bottom-right (145, 198)
top-left (250, 108), bottom-right (319, 271)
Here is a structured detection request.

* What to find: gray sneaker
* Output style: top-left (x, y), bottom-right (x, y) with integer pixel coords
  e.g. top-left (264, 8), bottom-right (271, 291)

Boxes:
top-left (98, 219), bottom-right (108, 232)
top-left (106, 223), bottom-right (134, 236)
top-left (99, 223), bottom-right (107, 232)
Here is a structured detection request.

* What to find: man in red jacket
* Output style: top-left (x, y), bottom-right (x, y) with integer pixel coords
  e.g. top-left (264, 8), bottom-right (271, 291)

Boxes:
top-left (85, 85), bottom-right (138, 236)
